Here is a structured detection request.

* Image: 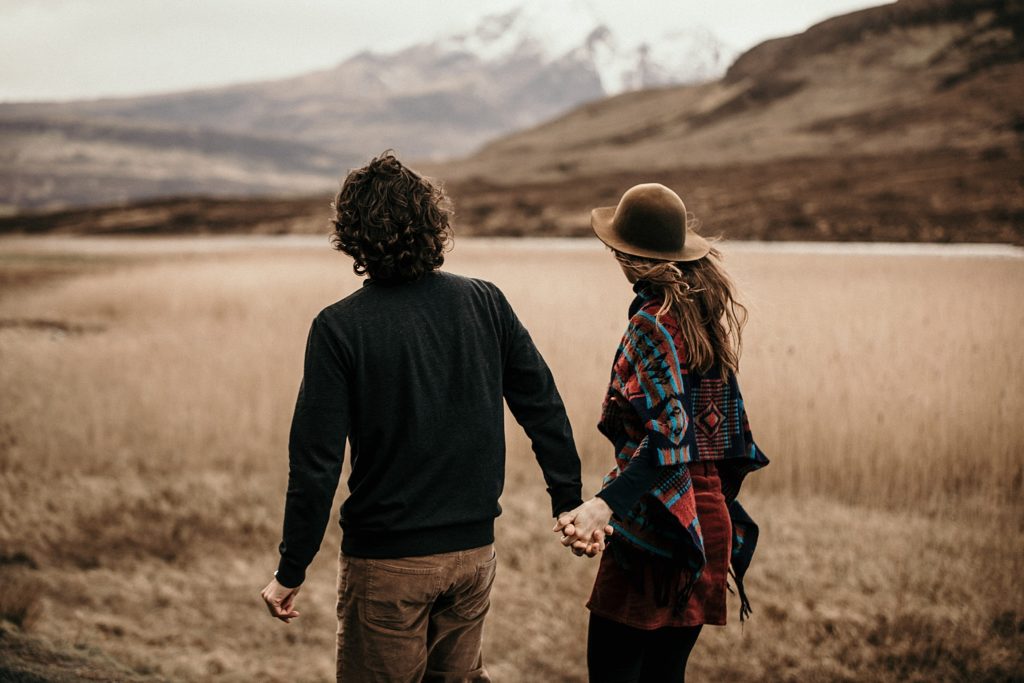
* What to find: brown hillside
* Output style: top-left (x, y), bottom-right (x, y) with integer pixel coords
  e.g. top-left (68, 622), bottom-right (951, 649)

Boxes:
top-left (2, 147), bottom-right (1018, 245)
top-left (441, 0), bottom-right (1022, 183)
top-left (0, 117), bottom-right (341, 211)
top-left (1, 0), bottom-right (1021, 243)
top-left (422, 0), bottom-right (1024, 244)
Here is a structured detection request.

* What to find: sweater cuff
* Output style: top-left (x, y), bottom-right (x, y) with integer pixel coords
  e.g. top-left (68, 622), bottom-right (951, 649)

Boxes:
top-left (549, 485), bottom-right (584, 518)
top-left (594, 484), bottom-right (634, 521)
top-left (275, 556), bottom-right (306, 588)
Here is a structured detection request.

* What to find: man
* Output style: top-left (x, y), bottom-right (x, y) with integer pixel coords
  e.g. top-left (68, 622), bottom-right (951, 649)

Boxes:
top-left (260, 151), bottom-right (585, 682)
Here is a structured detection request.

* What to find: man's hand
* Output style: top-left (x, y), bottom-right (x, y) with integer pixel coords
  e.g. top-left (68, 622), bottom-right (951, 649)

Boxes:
top-left (553, 497), bottom-right (614, 557)
top-left (261, 577), bottom-right (302, 623)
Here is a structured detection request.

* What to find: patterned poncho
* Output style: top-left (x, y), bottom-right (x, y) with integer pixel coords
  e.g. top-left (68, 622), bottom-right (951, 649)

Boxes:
top-left (598, 282), bottom-right (770, 620)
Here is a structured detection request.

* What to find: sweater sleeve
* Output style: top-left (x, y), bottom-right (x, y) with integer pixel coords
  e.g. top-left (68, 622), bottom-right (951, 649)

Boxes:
top-left (275, 314), bottom-right (350, 588)
top-left (595, 433), bottom-right (662, 520)
top-left (496, 289), bottom-right (583, 517)
top-left (595, 311), bottom-right (691, 518)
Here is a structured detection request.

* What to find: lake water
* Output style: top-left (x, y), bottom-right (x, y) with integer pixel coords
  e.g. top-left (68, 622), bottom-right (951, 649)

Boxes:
top-left (0, 235), bottom-right (1021, 260)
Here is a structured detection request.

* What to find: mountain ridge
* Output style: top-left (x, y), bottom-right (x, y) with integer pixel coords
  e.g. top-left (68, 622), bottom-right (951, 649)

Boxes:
top-left (437, 0), bottom-right (1021, 185)
top-left (0, 1), bottom-right (732, 210)
top-left (2, 0), bottom-right (1019, 245)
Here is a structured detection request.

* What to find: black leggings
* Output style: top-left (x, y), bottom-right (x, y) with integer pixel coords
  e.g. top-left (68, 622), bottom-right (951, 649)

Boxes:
top-left (587, 612), bottom-right (702, 683)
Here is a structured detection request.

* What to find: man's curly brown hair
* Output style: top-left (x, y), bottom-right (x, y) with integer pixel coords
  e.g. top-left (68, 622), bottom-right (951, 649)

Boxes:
top-left (330, 151), bottom-right (453, 283)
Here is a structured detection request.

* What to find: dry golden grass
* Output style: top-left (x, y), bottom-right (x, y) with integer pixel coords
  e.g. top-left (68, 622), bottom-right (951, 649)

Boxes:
top-left (0, 236), bottom-right (1022, 682)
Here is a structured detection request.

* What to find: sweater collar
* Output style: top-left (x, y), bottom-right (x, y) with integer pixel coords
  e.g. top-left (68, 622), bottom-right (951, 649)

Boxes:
top-left (362, 271), bottom-right (440, 288)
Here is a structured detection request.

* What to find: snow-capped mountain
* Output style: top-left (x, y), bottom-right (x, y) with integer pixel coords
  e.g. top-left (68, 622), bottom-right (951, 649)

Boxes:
top-left (441, 2), bottom-right (735, 95)
top-left (0, 1), bottom-right (736, 209)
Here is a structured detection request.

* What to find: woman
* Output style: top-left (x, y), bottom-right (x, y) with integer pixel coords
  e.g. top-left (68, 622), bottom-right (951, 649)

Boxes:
top-left (555, 183), bottom-right (769, 682)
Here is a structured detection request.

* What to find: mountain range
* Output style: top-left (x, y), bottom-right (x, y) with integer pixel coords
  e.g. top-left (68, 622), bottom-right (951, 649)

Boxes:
top-left (428, 0), bottom-right (1023, 243)
top-left (0, 1), bottom-right (734, 211)
top-left (444, 0), bottom-right (1022, 182)
top-left (3, 0), bottom-right (1021, 245)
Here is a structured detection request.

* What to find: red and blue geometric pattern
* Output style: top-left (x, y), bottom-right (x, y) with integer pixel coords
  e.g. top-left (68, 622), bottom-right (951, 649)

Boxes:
top-left (597, 284), bottom-right (769, 619)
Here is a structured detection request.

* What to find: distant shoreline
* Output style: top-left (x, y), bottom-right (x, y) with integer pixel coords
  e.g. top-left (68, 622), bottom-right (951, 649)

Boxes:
top-left (1, 234), bottom-right (1021, 260)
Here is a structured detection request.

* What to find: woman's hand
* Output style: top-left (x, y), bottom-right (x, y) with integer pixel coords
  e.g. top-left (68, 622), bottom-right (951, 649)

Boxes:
top-left (553, 497), bottom-right (614, 557)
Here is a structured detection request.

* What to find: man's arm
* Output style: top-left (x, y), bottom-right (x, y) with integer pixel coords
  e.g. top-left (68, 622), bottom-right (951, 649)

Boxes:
top-left (275, 314), bottom-right (351, 588)
top-left (497, 292), bottom-right (583, 517)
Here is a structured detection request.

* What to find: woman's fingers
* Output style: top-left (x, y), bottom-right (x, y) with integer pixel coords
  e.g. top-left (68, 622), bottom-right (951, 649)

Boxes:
top-left (555, 500), bottom-right (613, 558)
top-left (562, 523), bottom-right (607, 547)
top-left (583, 528), bottom-right (606, 556)
top-left (553, 511), bottom-right (578, 533)
top-left (557, 507), bottom-right (614, 556)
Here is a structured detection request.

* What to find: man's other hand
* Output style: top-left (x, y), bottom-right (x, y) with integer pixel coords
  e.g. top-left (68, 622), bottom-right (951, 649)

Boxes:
top-left (261, 577), bottom-right (302, 623)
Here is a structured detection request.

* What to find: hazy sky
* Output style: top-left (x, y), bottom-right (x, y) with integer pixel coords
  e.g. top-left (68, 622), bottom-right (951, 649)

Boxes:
top-left (0, 0), bottom-right (890, 103)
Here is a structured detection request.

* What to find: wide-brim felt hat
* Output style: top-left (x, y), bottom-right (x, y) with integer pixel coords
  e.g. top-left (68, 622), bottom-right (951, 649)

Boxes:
top-left (591, 183), bottom-right (710, 262)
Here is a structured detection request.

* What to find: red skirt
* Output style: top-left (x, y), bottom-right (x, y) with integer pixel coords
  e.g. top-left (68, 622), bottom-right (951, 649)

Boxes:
top-left (586, 461), bottom-right (733, 628)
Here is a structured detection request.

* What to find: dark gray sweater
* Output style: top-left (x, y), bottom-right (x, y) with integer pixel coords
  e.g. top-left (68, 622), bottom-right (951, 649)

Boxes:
top-left (275, 270), bottom-right (583, 587)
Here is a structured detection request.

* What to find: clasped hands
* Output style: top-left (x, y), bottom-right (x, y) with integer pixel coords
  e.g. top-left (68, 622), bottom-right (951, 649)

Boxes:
top-left (552, 497), bottom-right (614, 558)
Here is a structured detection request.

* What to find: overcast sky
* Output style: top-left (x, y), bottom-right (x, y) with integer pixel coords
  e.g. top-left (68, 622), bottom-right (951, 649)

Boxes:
top-left (0, 0), bottom-right (890, 103)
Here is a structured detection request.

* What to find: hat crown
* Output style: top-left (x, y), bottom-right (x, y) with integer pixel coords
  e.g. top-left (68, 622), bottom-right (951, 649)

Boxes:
top-left (611, 183), bottom-right (686, 253)
top-left (590, 182), bottom-right (710, 262)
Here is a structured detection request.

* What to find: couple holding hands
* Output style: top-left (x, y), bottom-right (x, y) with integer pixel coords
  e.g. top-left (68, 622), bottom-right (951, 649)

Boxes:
top-left (260, 152), bottom-right (768, 683)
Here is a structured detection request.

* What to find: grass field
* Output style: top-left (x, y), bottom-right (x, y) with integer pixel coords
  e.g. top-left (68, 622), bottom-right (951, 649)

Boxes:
top-left (0, 236), bottom-right (1022, 682)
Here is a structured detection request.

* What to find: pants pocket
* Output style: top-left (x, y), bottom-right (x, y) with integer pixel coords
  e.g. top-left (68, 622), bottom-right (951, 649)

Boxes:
top-left (451, 549), bottom-right (497, 621)
top-left (363, 558), bottom-right (442, 631)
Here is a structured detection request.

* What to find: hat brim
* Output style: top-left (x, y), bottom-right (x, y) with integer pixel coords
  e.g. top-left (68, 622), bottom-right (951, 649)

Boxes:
top-left (591, 206), bottom-right (711, 262)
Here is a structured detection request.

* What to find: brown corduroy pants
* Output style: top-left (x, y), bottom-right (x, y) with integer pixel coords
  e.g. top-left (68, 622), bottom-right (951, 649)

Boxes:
top-left (336, 544), bottom-right (496, 683)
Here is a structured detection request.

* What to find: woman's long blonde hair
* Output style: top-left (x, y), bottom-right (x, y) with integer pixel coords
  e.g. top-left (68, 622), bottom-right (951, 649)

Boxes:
top-left (615, 245), bottom-right (747, 379)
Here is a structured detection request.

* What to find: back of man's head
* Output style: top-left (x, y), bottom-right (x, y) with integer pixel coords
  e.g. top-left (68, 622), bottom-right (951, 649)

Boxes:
top-left (330, 151), bottom-right (453, 283)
